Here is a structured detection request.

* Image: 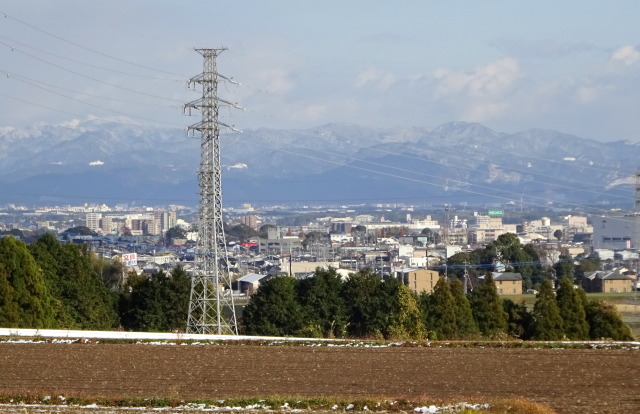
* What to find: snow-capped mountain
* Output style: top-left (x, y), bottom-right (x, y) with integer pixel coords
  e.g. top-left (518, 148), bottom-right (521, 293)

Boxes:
top-left (0, 119), bottom-right (636, 208)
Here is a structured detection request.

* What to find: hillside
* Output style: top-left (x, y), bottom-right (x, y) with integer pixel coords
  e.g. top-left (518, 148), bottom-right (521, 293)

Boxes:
top-left (0, 119), bottom-right (636, 207)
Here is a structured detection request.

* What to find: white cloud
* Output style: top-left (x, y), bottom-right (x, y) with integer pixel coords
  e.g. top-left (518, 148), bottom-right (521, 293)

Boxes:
top-left (576, 86), bottom-right (599, 104)
top-left (467, 102), bottom-right (508, 121)
top-left (254, 69), bottom-right (294, 95)
top-left (610, 45), bottom-right (640, 65)
top-left (355, 68), bottom-right (396, 89)
top-left (300, 103), bottom-right (328, 121)
top-left (430, 57), bottom-right (522, 122)
top-left (60, 119), bottom-right (82, 128)
top-left (434, 57), bottom-right (521, 99)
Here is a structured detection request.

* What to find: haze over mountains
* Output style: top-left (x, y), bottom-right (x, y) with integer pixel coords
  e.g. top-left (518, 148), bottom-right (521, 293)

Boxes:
top-left (0, 119), bottom-right (637, 209)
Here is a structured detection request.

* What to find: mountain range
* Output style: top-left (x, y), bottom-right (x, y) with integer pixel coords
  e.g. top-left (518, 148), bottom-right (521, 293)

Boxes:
top-left (0, 119), bottom-right (637, 209)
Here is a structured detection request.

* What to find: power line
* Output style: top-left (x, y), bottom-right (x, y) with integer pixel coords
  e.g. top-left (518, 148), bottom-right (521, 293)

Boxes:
top-left (0, 91), bottom-right (85, 118)
top-left (471, 136), bottom-right (630, 176)
top-left (232, 137), bottom-right (633, 218)
top-left (0, 10), bottom-right (186, 77)
top-left (281, 139), bottom-right (633, 202)
top-left (2, 69), bottom-right (177, 109)
top-left (0, 40), bottom-right (185, 103)
top-left (1, 70), bottom-right (184, 127)
top-left (0, 35), bottom-right (184, 82)
top-left (364, 141), bottom-right (632, 201)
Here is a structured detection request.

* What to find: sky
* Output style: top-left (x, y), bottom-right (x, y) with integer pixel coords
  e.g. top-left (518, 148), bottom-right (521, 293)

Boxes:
top-left (1, 1), bottom-right (640, 142)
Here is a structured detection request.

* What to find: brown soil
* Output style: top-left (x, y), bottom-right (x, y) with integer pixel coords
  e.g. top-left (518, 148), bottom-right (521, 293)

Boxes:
top-left (0, 343), bottom-right (638, 414)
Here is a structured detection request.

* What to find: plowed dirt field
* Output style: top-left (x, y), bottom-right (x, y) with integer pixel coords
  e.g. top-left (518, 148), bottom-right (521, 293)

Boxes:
top-left (1, 343), bottom-right (638, 414)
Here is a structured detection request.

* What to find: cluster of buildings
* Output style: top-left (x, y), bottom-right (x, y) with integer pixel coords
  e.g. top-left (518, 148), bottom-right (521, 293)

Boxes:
top-left (229, 210), bottom-right (636, 297)
top-left (1, 202), bottom-right (639, 297)
top-left (86, 210), bottom-right (177, 236)
top-left (0, 203), bottom-right (190, 236)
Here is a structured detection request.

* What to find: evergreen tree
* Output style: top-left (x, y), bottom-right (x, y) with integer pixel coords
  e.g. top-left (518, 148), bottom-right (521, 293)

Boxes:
top-left (340, 271), bottom-right (425, 339)
top-left (532, 279), bottom-right (564, 340)
top-left (384, 282), bottom-right (425, 340)
top-left (585, 300), bottom-right (634, 340)
top-left (164, 266), bottom-right (191, 331)
top-left (554, 255), bottom-right (575, 281)
top-left (118, 271), bottom-right (146, 330)
top-left (555, 277), bottom-right (589, 340)
top-left (119, 267), bottom-right (191, 332)
top-left (341, 269), bottom-right (383, 337)
top-left (367, 276), bottom-right (402, 339)
top-left (0, 263), bottom-right (20, 326)
top-left (417, 291), bottom-right (431, 334)
top-left (0, 236), bottom-right (55, 328)
top-left (502, 299), bottom-right (533, 339)
top-left (426, 277), bottom-right (457, 339)
top-left (449, 278), bottom-right (480, 339)
top-left (469, 274), bottom-right (508, 337)
top-left (241, 275), bottom-right (304, 336)
top-left (297, 267), bottom-right (347, 338)
top-left (575, 285), bottom-right (589, 309)
top-left (29, 234), bottom-right (119, 330)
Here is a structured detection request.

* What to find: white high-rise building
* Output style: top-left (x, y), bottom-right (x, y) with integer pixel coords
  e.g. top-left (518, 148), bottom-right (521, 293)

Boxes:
top-left (86, 213), bottom-right (102, 232)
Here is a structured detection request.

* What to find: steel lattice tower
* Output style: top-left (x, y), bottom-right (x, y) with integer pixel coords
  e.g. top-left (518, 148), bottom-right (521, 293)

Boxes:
top-left (635, 168), bottom-right (640, 249)
top-left (184, 48), bottom-right (237, 334)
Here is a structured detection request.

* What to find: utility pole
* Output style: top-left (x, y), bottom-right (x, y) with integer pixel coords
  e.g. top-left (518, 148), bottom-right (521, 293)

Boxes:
top-left (442, 204), bottom-right (450, 245)
top-left (184, 48), bottom-right (240, 335)
top-left (463, 260), bottom-right (472, 294)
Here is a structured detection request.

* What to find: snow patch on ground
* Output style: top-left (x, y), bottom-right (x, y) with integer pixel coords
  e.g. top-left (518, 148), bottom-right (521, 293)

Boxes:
top-left (1, 328), bottom-right (639, 350)
top-left (414, 403), bottom-right (491, 413)
top-left (0, 401), bottom-right (491, 413)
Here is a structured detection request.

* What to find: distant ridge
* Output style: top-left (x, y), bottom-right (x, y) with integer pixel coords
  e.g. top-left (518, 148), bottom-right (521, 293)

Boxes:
top-left (0, 119), bottom-right (636, 208)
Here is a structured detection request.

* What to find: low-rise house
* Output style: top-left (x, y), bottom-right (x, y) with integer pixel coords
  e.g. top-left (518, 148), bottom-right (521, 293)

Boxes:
top-left (364, 251), bottom-right (389, 264)
top-left (398, 235), bottom-right (430, 246)
top-left (567, 246), bottom-right (588, 257)
top-left (395, 268), bottom-right (441, 294)
top-left (330, 233), bottom-right (354, 244)
top-left (233, 273), bottom-right (269, 296)
top-left (492, 272), bottom-right (523, 294)
top-left (582, 270), bottom-right (634, 293)
top-left (265, 261), bottom-right (340, 279)
top-left (593, 249), bottom-right (615, 261)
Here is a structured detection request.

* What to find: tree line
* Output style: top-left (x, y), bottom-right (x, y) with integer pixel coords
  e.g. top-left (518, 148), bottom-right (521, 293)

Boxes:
top-left (242, 269), bottom-right (634, 341)
top-left (0, 234), bottom-right (189, 332)
top-left (0, 234), bottom-right (633, 341)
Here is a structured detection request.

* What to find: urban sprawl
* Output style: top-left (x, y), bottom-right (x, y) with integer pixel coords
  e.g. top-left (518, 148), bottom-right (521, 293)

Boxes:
top-left (1, 201), bottom-right (638, 299)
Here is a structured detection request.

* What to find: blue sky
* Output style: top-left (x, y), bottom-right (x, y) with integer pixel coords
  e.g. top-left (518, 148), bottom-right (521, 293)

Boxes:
top-left (1, 1), bottom-right (639, 141)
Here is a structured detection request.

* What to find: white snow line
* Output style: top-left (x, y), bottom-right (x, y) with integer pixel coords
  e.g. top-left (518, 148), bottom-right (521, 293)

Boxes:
top-left (0, 328), bottom-right (340, 342)
top-left (1, 329), bottom-right (639, 348)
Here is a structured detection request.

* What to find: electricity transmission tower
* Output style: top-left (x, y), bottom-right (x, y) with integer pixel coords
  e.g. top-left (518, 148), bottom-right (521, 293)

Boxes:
top-left (184, 48), bottom-right (238, 334)
top-left (635, 169), bottom-right (640, 250)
